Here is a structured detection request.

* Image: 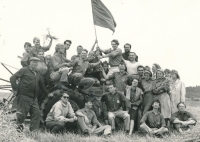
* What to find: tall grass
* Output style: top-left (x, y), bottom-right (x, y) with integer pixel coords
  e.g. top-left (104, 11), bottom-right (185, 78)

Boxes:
top-left (0, 101), bottom-right (200, 142)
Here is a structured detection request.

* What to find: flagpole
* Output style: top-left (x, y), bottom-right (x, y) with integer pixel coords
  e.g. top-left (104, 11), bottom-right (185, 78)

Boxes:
top-left (91, 0), bottom-right (98, 46)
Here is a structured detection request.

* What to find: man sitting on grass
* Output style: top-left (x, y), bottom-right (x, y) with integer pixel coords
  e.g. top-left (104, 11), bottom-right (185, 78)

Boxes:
top-left (76, 96), bottom-right (112, 136)
top-left (170, 102), bottom-right (197, 133)
top-left (140, 100), bottom-right (168, 137)
top-left (45, 92), bottom-right (77, 134)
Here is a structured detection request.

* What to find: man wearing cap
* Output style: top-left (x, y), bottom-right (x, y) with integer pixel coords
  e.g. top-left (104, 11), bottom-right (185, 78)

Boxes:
top-left (140, 100), bottom-right (168, 137)
top-left (46, 92), bottom-right (77, 134)
top-left (98, 39), bottom-right (122, 77)
top-left (31, 36), bottom-right (54, 57)
top-left (10, 57), bottom-right (49, 132)
top-left (170, 102), bottom-right (197, 133)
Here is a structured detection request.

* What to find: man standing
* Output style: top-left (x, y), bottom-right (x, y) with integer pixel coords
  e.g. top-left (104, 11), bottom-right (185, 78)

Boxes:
top-left (101, 84), bottom-right (130, 132)
top-left (140, 100), bottom-right (168, 137)
top-left (76, 96), bottom-right (111, 136)
top-left (66, 49), bottom-right (100, 94)
top-left (46, 92), bottom-right (77, 134)
top-left (122, 43), bottom-right (138, 61)
top-left (98, 39), bottom-right (122, 77)
top-left (170, 102), bottom-right (197, 133)
top-left (10, 57), bottom-right (49, 132)
top-left (63, 40), bottom-right (72, 58)
top-left (122, 52), bottom-right (141, 75)
top-left (71, 45), bottom-right (83, 60)
top-left (31, 36), bottom-right (53, 57)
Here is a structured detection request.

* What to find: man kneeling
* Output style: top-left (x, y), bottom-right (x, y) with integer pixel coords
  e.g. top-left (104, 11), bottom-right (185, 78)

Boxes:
top-left (45, 92), bottom-right (77, 134)
top-left (140, 100), bottom-right (168, 137)
top-left (76, 96), bottom-right (111, 136)
top-left (170, 102), bottom-right (197, 133)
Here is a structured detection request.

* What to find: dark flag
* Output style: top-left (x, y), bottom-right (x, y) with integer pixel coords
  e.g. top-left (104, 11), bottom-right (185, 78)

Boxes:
top-left (91, 0), bottom-right (117, 33)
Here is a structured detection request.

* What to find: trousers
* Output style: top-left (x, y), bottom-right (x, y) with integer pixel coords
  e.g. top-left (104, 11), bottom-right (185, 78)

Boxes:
top-left (16, 95), bottom-right (40, 131)
top-left (77, 117), bottom-right (111, 135)
top-left (108, 110), bottom-right (130, 131)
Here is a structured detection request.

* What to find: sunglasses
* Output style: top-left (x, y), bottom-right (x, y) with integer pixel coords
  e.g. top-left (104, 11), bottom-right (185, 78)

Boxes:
top-left (63, 96), bottom-right (69, 99)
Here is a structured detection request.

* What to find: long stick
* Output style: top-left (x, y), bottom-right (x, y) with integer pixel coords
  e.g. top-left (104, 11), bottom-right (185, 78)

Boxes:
top-left (91, 0), bottom-right (98, 46)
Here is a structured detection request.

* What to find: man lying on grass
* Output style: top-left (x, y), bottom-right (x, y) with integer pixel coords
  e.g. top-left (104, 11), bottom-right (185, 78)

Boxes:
top-left (76, 96), bottom-right (112, 137)
top-left (45, 92), bottom-right (77, 134)
top-left (170, 102), bottom-right (197, 133)
top-left (140, 99), bottom-right (168, 137)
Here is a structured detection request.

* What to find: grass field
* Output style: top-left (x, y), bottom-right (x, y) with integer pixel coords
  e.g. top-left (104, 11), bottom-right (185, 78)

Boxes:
top-left (0, 93), bottom-right (200, 142)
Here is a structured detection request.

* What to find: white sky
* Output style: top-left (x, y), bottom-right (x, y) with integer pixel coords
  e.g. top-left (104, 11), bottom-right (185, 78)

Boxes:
top-left (0, 0), bottom-right (200, 87)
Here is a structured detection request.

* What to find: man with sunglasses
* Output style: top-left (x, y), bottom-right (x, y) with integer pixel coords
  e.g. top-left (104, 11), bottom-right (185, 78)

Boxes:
top-left (46, 92), bottom-right (77, 134)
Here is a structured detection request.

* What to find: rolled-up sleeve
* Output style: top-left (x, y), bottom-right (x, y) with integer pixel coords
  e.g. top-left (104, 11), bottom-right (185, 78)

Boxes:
top-left (170, 112), bottom-right (178, 123)
top-left (186, 112), bottom-right (197, 122)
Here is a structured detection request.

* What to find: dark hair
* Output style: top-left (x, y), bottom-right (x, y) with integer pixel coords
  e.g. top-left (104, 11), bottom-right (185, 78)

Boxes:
top-left (24, 42), bottom-right (32, 48)
top-left (127, 75), bottom-right (139, 86)
top-left (153, 63), bottom-right (161, 69)
top-left (64, 40), bottom-right (72, 45)
top-left (177, 102), bottom-right (186, 108)
top-left (102, 61), bottom-right (109, 67)
top-left (153, 99), bottom-right (161, 106)
top-left (164, 69), bottom-right (171, 74)
top-left (124, 43), bottom-right (131, 49)
top-left (37, 49), bottom-right (44, 54)
top-left (84, 96), bottom-right (93, 103)
top-left (111, 39), bottom-right (119, 45)
top-left (105, 84), bottom-right (114, 92)
top-left (145, 66), bottom-right (151, 71)
top-left (137, 65), bottom-right (144, 71)
top-left (82, 49), bottom-right (88, 53)
top-left (171, 70), bottom-right (180, 79)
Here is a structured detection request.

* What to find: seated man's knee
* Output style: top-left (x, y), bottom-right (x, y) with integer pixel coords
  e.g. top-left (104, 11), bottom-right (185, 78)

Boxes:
top-left (57, 121), bottom-right (65, 127)
top-left (108, 113), bottom-right (115, 120)
top-left (174, 123), bottom-right (181, 129)
top-left (123, 112), bottom-right (130, 119)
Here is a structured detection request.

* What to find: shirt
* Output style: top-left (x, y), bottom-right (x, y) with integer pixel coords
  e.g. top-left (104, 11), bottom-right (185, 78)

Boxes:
top-left (101, 91), bottom-right (130, 112)
top-left (170, 111), bottom-right (197, 123)
top-left (77, 108), bottom-right (100, 127)
top-left (46, 100), bottom-right (75, 122)
top-left (108, 71), bottom-right (129, 92)
top-left (152, 78), bottom-right (169, 95)
top-left (36, 57), bottom-right (48, 75)
top-left (10, 66), bottom-right (48, 98)
top-left (140, 110), bottom-right (166, 128)
top-left (141, 79), bottom-right (154, 93)
top-left (122, 52), bottom-right (130, 60)
top-left (51, 53), bottom-right (69, 71)
top-left (31, 45), bottom-right (49, 57)
top-left (123, 60), bottom-right (140, 75)
top-left (71, 54), bottom-right (81, 61)
top-left (21, 52), bottom-right (33, 67)
top-left (104, 48), bottom-right (122, 67)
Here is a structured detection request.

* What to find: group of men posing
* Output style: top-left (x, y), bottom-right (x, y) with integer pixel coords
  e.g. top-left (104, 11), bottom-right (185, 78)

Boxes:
top-left (10, 36), bottom-right (197, 138)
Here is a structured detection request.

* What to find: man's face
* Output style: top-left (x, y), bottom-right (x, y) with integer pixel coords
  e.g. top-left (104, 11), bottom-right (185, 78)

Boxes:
top-left (24, 45), bottom-right (31, 53)
top-left (152, 65), bottom-right (157, 73)
top-left (107, 85), bottom-right (115, 93)
top-left (138, 67), bottom-right (144, 76)
top-left (132, 79), bottom-right (138, 87)
top-left (128, 53), bottom-right (136, 61)
top-left (37, 52), bottom-right (44, 59)
top-left (157, 71), bottom-right (163, 79)
top-left (61, 93), bottom-right (69, 104)
top-left (178, 103), bottom-right (186, 112)
top-left (33, 39), bottom-right (40, 47)
top-left (170, 72), bottom-right (176, 79)
top-left (58, 46), bottom-right (65, 54)
top-left (81, 51), bottom-right (88, 59)
top-left (124, 45), bottom-right (131, 53)
top-left (85, 101), bottom-right (93, 109)
top-left (111, 41), bottom-right (118, 50)
top-left (144, 73), bottom-right (150, 81)
top-left (152, 102), bottom-right (160, 109)
top-left (165, 72), bottom-right (171, 78)
top-left (30, 61), bottom-right (38, 70)
top-left (119, 65), bottom-right (125, 72)
top-left (77, 46), bottom-right (83, 55)
top-left (103, 64), bottom-right (108, 71)
top-left (64, 41), bottom-right (71, 50)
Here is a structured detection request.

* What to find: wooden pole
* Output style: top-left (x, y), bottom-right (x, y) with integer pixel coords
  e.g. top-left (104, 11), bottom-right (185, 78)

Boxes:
top-left (91, 0), bottom-right (98, 46)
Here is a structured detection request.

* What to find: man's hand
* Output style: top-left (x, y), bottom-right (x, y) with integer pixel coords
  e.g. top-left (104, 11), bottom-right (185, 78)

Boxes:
top-left (98, 56), bottom-right (103, 59)
top-left (73, 116), bottom-right (77, 121)
top-left (13, 91), bottom-right (17, 96)
top-left (48, 93), bottom-right (53, 98)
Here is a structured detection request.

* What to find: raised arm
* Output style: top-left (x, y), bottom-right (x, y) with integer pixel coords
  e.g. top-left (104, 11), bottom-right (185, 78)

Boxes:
top-left (41, 37), bottom-right (53, 52)
top-left (90, 39), bottom-right (98, 52)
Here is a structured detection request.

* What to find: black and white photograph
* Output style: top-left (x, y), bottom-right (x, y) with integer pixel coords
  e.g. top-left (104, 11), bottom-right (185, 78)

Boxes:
top-left (0, 0), bottom-right (200, 141)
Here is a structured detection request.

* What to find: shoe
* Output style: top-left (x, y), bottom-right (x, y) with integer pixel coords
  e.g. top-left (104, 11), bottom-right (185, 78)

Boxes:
top-left (16, 124), bottom-right (24, 133)
top-left (83, 129), bottom-right (90, 137)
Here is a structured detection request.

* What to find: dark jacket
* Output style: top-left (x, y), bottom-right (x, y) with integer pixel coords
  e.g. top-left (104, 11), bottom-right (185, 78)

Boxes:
top-left (10, 66), bottom-right (48, 98)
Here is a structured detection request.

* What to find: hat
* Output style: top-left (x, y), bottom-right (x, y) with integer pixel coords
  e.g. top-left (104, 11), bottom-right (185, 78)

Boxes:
top-left (29, 57), bottom-right (40, 62)
top-left (144, 70), bottom-right (152, 77)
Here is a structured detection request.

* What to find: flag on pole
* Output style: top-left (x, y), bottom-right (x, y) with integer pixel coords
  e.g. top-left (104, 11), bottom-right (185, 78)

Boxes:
top-left (91, 0), bottom-right (117, 33)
